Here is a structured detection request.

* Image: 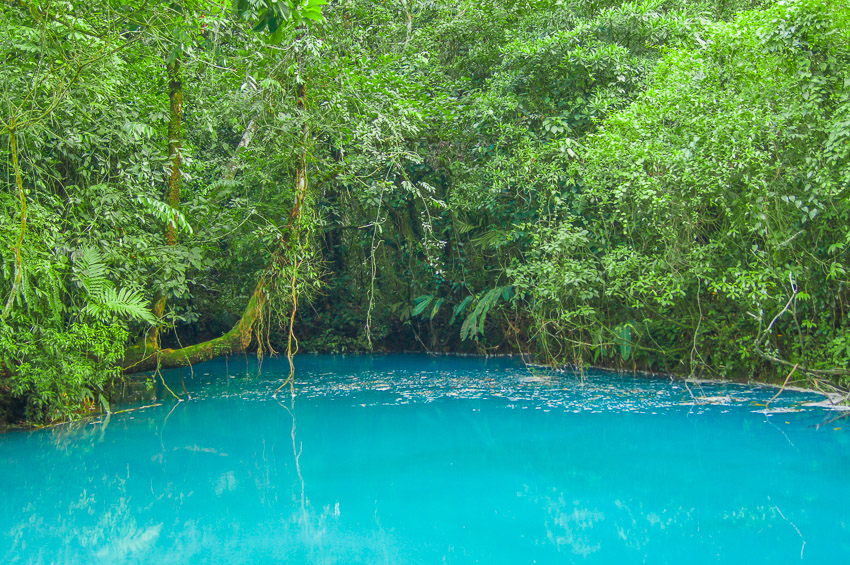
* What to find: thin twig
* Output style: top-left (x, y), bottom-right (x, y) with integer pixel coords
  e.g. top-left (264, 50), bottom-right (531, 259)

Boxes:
top-left (764, 363), bottom-right (798, 411)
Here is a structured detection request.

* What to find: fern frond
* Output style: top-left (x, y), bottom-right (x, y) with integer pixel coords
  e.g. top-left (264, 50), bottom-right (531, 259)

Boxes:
top-left (454, 216), bottom-right (477, 235)
top-left (83, 287), bottom-right (156, 325)
top-left (73, 246), bottom-right (110, 296)
top-left (471, 229), bottom-right (510, 250)
top-left (73, 247), bottom-right (155, 325)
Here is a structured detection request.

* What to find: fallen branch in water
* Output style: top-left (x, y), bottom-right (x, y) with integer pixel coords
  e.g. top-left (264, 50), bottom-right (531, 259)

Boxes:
top-left (122, 283), bottom-right (266, 374)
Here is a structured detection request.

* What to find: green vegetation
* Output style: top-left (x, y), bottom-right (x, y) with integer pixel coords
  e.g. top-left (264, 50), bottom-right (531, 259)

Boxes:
top-left (2, 0), bottom-right (849, 423)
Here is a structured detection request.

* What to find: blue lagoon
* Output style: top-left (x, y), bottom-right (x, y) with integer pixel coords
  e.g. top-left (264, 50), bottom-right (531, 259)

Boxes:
top-left (1, 355), bottom-right (848, 563)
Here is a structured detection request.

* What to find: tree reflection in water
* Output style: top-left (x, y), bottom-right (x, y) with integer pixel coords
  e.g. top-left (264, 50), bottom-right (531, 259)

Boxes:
top-left (1, 355), bottom-right (848, 563)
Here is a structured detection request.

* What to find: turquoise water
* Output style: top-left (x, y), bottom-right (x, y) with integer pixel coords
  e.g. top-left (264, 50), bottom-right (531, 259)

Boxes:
top-left (1, 354), bottom-right (848, 564)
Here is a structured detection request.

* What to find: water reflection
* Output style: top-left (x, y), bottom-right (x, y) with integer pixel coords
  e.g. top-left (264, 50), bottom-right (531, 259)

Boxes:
top-left (1, 355), bottom-right (848, 563)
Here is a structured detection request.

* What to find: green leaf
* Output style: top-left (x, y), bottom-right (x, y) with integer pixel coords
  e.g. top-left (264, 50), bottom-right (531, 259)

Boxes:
top-left (451, 296), bottom-right (473, 324)
top-left (136, 196), bottom-right (194, 235)
top-left (461, 286), bottom-right (509, 341)
top-left (430, 298), bottom-right (445, 320)
top-left (252, 12), bottom-right (269, 32)
top-left (412, 295), bottom-right (434, 317)
top-left (618, 325), bottom-right (632, 362)
top-left (98, 393), bottom-right (111, 414)
top-left (267, 15), bottom-right (280, 34)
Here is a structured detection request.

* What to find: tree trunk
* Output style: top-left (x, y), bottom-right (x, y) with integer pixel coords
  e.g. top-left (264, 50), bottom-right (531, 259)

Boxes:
top-left (286, 83), bottom-right (308, 230)
top-left (165, 58), bottom-right (183, 246)
top-left (150, 56), bottom-right (183, 348)
top-left (122, 80), bottom-right (307, 376)
top-left (122, 283), bottom-right (265, 374)
top-left (122, 114), bottom-right (263, 374)
top-left (227, 119), bottom-right (256, 180)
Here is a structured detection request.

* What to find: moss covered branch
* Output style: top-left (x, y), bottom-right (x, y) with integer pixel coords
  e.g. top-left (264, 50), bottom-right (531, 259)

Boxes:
top-left (122, 283), bottom-right (265, 374)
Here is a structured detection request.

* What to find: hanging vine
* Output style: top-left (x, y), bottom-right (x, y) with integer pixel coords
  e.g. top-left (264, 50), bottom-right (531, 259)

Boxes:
top-left (2, 122), bottom-right (26, 320)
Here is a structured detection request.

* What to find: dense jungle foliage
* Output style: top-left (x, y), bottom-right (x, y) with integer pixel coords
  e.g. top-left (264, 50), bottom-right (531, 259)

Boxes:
top-left (2, 0), bottom-right (850, 423)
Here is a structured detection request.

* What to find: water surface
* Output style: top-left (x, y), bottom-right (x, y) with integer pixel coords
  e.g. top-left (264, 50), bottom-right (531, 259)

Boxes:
top-left (1, 354), bottom-right (848, 563)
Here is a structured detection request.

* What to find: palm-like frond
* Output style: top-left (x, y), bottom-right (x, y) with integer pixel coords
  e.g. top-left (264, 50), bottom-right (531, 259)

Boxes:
top-left (136, 196), bottom-right (194, 235)
top-left (73, 247), bottom-right (155, 325)
top-left (72, 246), bottom-right (110, 297)
top-left (461, 286), bottom-right (514, 341)
top-left (83, 287), bottom-right (157, 325)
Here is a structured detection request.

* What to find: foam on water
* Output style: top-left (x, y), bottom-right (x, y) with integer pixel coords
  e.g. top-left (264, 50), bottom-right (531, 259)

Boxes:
top-left (1, 354), bottom-right (848, 563)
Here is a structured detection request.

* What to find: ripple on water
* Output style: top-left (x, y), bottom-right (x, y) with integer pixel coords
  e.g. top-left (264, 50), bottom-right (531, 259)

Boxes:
top-left (154, 354), bottom-right (829, 418)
